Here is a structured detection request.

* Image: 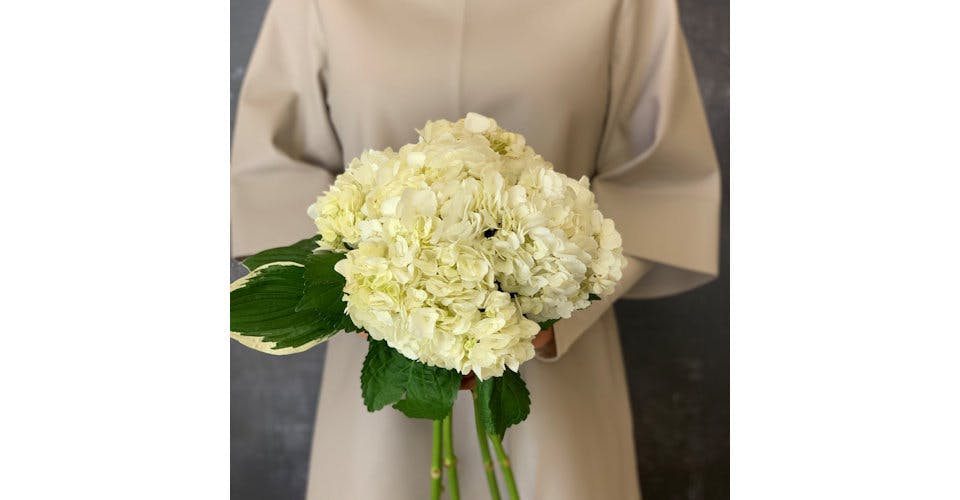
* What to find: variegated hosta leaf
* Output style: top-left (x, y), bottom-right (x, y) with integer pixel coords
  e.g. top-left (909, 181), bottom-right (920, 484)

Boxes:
top-left (230, 254), bottom-right (353, 354)
top-left (241, 235), bottom-right (322, 271)
top-left (230, 332), bottom-right (326, 355)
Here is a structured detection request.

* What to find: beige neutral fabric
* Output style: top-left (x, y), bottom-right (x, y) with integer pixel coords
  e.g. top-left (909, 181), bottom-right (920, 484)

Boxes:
top-left (232, 0), bottom-right (720, 498)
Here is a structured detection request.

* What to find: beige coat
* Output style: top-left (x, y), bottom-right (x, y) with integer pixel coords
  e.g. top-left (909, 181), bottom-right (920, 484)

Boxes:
top-left (232, 0), bottom-right (720, 498)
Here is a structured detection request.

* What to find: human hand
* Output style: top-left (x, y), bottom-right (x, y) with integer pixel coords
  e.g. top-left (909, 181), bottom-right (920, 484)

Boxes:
top-left (532, 326), bottom-right (556, 359)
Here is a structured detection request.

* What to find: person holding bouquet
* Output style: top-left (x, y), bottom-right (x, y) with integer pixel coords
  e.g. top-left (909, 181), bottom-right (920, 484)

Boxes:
top-left (231, 0), bottom-right (720, 498)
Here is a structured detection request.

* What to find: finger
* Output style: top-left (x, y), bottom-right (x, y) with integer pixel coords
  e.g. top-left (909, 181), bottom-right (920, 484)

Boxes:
top-left (532, 327), bottom-right (554, 348)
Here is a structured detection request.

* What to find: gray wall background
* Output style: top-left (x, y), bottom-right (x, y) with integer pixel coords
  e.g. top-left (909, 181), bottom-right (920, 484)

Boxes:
top-left (230, 1), bottom-right (729, 498)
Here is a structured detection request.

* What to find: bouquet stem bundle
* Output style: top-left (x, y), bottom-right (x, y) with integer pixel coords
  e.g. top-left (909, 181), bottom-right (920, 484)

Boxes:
top-left (490, 434), bottom-right (520, 500)
top-left (473, 389), bottom-right (502, 500)
top-left (442, 415), bottom-right (460, 500)
top-left (432, 420), bottom-right (443, 500)
top-left (430, 393), bottom-right (520, 500)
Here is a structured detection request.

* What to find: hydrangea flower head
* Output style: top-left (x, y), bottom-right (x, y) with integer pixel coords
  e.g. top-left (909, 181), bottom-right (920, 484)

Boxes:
top-left (309, 113), bottom-right (626, 379)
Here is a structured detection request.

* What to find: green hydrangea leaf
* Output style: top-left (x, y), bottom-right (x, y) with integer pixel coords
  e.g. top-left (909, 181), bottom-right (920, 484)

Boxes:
top-left (241, 235), bottom-right (322, 271)
top-left (392, 361), bottom-right (461, 420)
top-left (360, 339), bottom-right (412, 411)
top-left (231, 262), bottom-right (342, 352)
top-left (392, 397), bottom-right (451, 419)
top-left (476, 369), bottom-right (531, 437)
top-left (361, 340), bottom-right (461, 420)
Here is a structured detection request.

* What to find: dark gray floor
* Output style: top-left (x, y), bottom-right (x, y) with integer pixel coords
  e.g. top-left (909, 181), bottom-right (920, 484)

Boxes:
top-left (230, 1), bottom-right (729, 499)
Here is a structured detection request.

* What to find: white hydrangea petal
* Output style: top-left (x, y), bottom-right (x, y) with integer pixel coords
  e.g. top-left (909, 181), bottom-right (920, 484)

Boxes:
top-left (464, 112), bottom-right (494, 133)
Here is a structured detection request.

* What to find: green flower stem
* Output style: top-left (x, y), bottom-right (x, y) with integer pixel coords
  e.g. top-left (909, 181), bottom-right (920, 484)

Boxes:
top-left (472, 389), bottom-right (502, 500)
top-left (432, 419), bottom-right (443, 500)
top-left (442, 414), bottom-right (461, 500)
top-left (490, 434), bottom-right (520, 500)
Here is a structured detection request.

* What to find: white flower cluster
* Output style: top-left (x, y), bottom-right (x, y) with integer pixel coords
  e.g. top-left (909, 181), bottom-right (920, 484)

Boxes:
top-left (309, 113), bottom-right (626, 379)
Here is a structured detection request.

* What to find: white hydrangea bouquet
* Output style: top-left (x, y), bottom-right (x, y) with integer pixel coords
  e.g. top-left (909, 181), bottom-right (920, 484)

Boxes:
top-left (231, 113), bottom-right (625, 499)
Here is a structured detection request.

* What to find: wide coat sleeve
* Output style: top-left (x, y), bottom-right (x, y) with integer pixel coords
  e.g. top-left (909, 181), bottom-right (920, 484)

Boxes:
top-left (547, 0), bottom-right (721, 359)
top-left (231, 0), bottom-right (342, 257)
